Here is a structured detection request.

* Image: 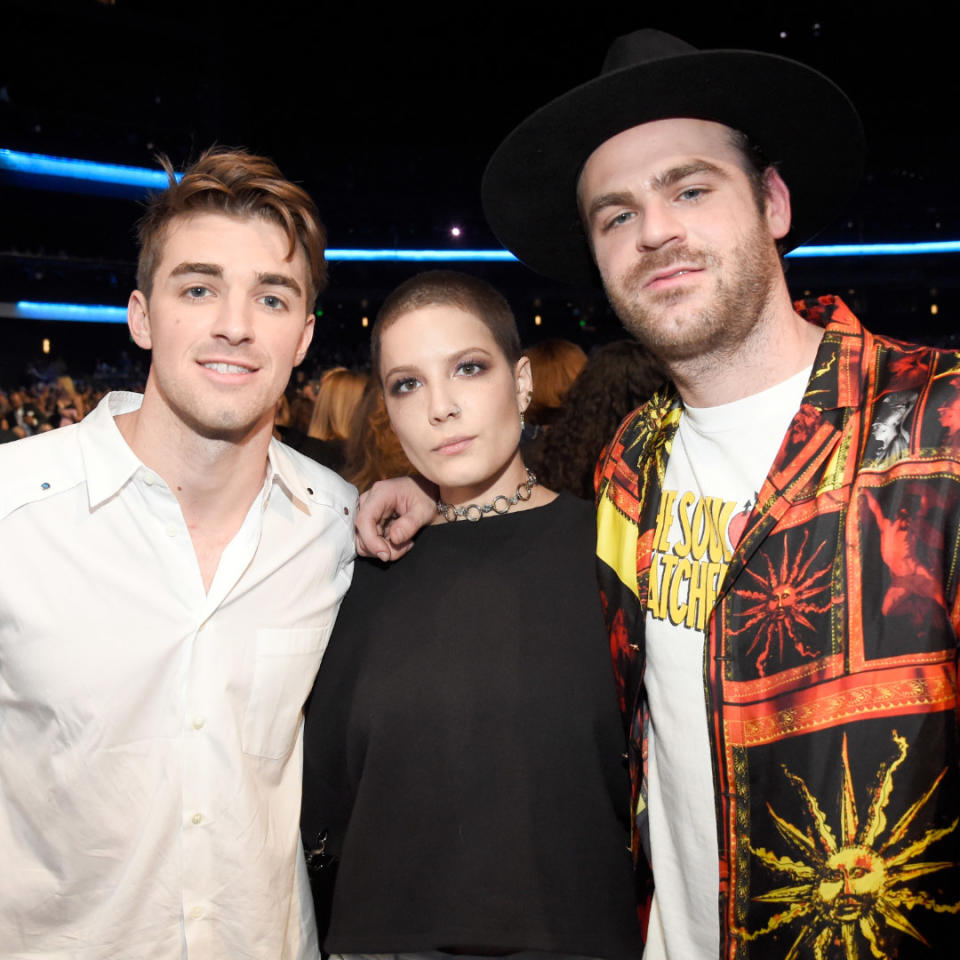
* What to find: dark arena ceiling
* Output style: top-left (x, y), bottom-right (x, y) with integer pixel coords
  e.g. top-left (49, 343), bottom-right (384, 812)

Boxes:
top-left (1, 0), bottom-right (958, 379)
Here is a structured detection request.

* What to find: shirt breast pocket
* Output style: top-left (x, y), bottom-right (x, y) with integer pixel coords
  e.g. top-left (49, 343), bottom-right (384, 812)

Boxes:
top-left (242, 624), bottom-right (332, 760)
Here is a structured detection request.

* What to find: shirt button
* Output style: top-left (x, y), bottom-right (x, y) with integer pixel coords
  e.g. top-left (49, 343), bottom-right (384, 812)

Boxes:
top-left (191, 813), bottom-right (203, 825)
top-left (143, 473), bottom-right (156, 486)
top-left (192, 715), bottom-right (206, 730)
top-left (164, 522), bottom-right (178, 537)
top-left (190, 905), bottom-right (204, 920)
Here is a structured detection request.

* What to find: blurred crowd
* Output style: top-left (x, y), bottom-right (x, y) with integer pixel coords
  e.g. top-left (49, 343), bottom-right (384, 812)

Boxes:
top-left (2, 338), bottom-right (666, 498)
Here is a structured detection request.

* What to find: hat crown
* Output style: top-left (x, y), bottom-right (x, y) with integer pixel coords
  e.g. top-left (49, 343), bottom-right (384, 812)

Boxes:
top-left (601, 29), bottom-right (698, 74)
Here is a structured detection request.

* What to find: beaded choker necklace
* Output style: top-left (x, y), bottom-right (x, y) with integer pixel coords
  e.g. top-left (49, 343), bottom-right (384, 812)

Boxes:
top-left (436, 468), bottom-right (538, 523)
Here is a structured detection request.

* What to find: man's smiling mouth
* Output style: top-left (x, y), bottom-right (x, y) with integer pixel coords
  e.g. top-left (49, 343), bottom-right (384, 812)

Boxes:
top-left (201, 362), bottom-right (255, 374)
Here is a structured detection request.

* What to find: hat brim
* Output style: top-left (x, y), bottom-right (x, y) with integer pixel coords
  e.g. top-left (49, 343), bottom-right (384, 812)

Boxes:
top-left (481, 49), bottom-right (865, 287)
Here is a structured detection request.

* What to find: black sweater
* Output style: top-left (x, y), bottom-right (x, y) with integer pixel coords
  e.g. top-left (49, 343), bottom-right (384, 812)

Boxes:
top-left (302, 493), bottom-right (643, 959)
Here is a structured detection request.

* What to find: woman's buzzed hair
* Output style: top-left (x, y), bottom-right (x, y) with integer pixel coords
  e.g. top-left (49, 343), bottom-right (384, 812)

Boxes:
top-left (136, 146), bottom-right (327, 307)
top-left (372, 270), bottom-right (523, 380)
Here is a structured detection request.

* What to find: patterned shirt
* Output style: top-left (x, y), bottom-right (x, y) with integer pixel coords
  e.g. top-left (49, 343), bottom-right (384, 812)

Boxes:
top-left (596, 297), bottom-right (960, 959)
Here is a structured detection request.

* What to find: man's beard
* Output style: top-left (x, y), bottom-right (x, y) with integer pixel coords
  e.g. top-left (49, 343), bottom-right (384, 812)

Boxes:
top-left (604, 219), bottom-right (781, 365)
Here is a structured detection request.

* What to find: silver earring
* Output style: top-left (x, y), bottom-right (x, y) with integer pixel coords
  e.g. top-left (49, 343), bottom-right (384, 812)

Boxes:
top-left (520, 409), bottom-right (525, 429)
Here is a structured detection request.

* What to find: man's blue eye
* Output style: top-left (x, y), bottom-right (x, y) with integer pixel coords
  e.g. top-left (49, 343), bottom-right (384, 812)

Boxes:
top-left (604, 211), bottom-right (633, 231)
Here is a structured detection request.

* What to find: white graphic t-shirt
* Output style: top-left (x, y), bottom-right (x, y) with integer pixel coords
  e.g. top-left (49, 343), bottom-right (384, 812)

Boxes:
top-left (643, 367), bottom-right (811, 960)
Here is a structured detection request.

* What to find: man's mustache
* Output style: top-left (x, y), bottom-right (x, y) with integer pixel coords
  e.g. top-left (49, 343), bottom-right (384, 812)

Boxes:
top-left (620, 246), bottom-right (713, 289)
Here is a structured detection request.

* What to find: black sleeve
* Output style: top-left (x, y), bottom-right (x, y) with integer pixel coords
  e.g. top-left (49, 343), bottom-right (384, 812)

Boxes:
top-left (301, 562), bottom-right (376, 858)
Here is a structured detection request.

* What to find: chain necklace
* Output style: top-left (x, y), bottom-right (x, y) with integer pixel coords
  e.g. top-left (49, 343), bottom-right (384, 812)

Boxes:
top-left (436, 468), bottom-right (538, 523)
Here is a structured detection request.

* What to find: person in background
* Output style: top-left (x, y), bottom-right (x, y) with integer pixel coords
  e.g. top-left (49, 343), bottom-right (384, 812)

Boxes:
top-left (55, 375), bottom-right (86, 426)
top-left (523, 338), bottom-right (586, 426)
top-left (341, 374), bottom-right (415, 490)
top-left (300, 366), bottom-right (368, 473)
top-left (530, 340), bottom-right (665, 499)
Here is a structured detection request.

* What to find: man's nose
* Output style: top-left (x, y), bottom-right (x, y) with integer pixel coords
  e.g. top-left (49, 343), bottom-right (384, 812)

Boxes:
top-left (636, 198), bottom-right (685, 251)
top-left (210, 294), bottom-right (255, 343)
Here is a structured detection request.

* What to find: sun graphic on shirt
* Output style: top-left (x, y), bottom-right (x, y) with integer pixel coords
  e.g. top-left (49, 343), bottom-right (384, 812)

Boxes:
top-left (729, 529), bottom-right (832, 677)
top-left (741, 731), bottom-right (960, 958)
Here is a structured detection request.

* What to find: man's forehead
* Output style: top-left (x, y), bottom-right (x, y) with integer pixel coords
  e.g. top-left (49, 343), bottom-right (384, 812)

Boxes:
top-left (584, 117), bottom-right (742, 179)
top-left (156, 212), bottom-right (306, 279)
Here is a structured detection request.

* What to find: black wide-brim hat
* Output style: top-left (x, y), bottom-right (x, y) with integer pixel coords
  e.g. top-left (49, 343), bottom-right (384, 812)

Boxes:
top-left (481, 29), bottom-right (865, 287)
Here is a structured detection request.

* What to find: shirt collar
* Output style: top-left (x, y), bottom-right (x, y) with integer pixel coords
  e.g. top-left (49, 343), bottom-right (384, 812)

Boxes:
top-left (78, 392), bottom-right (149, 509)
top-left (79, 392), bottom-right (318, 515)
top-left (267, 438), bottom-right (321, 513)
top-left (793, 295), bottom-right (865, 413)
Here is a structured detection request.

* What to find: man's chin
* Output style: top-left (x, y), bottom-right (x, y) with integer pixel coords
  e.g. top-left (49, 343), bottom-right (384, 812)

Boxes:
top-left (615, 304), bottom-right (720, 362)
top-left (184, 409), bottom-right (266, 445)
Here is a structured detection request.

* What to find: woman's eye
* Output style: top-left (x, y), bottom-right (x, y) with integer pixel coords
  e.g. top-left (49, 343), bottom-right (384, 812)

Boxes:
top-left (391, 377), bottom-right (420, 395)
top-left (457, 360), bottom-right (485, 376)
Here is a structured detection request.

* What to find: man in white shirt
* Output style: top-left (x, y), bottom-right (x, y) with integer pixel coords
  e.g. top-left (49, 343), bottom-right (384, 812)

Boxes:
top-left (0, 148), bottom-right (356, 959)
top-left (357, 28), bottom-right (960, 960)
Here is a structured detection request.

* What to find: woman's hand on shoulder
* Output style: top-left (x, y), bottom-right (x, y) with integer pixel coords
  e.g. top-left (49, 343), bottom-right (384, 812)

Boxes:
top-left (355, 476), bottom-right (438, 561)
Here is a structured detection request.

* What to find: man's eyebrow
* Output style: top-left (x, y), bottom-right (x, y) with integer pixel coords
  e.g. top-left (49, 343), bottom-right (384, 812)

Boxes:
top-left (256, 272), bottom-right (303, 297)
top-left (584, 160), bottom-right (732, 223)
top-left (651, 160), bottom-right (730, 192)
top-left (170, 262), bottom-right (223, 279)
top-left (584, 190), bottom-right (636, 223)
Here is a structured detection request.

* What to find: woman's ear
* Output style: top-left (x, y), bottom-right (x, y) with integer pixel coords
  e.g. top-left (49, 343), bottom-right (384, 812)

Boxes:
top-left (515, 355), bottom-right (533, 411)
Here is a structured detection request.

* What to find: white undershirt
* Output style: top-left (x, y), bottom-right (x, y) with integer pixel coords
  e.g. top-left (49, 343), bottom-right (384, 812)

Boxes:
top-left (642, 367), bottom-right (810, 960)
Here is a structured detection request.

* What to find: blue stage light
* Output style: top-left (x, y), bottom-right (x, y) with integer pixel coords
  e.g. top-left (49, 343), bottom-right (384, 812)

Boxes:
top-left (15, 301), bottom-right (129, 324)
top-left (0, 149), bottom-right (180, 190)
top-left (786, 241), bottom-right (960, 258)
top-left (326, 249), bottom-right (517, 262)
top-left (2, 150), bottom-right (958, 260)
top-left (322, 241), bottom-right (960, 262)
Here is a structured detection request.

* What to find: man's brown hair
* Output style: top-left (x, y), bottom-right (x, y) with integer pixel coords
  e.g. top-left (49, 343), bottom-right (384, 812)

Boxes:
top-left (372, 270), bottom-right (522, 380)
top-left (136, 147), bottom-right (327, 307)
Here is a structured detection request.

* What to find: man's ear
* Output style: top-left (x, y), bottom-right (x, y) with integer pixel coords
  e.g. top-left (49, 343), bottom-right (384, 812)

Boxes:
top-left (764, 168), bottom-right (792, 241)
top-left (294, 313), bottom-right (315, 366)
top-left (127, 290), bottom-right (152, 349)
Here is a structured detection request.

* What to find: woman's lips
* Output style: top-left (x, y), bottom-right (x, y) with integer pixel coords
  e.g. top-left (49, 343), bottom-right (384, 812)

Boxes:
top-left (433, 436), bottom-right (474, 455)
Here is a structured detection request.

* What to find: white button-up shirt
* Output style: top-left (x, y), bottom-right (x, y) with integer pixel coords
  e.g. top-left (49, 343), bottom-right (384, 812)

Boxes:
top-left (0, 393), bottom-right (356, 959)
